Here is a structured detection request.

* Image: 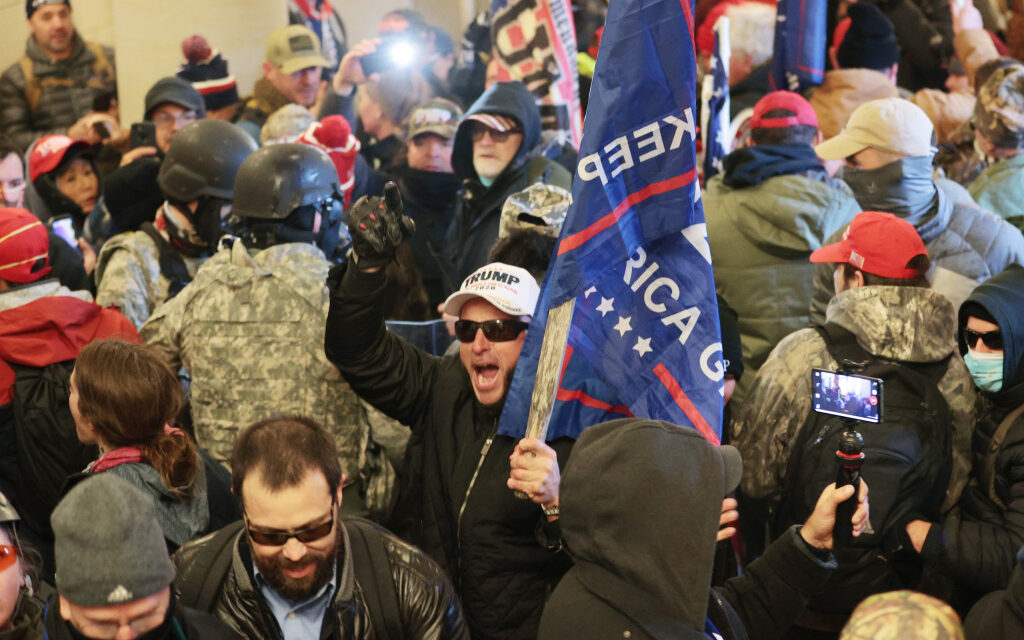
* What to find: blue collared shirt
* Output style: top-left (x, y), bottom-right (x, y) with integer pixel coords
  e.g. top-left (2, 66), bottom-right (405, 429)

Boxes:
top-left (254, 563), bottom-right (338, 640)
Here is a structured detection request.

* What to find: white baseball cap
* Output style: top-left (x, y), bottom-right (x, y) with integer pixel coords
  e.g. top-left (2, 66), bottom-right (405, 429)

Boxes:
top-left (815, 98), bottom-right (936, 160)
top-left (443, 263), bottom-right (540, 318)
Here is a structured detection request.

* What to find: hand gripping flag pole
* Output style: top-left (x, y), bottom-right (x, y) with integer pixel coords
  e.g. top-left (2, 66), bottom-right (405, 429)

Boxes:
top-left (500, 0), bottom-right (726, 454)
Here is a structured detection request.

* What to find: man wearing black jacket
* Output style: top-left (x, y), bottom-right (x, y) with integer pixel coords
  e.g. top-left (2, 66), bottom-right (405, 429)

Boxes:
top-left (446, 81), bottom-right (571, 285)
top-left (327, 185), bottom-right (572, 639)
top-left (538, 419), bottom-right (869, 640)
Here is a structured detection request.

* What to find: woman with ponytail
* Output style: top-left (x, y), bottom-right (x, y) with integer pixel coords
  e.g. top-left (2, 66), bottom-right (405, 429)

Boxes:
top-left (68, 338), bottom-right (209, 550)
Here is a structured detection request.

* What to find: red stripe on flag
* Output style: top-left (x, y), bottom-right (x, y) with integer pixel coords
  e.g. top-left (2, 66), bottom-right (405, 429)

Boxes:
top-left (555, 388), bottom-right (634, 415)
top-left (555, 345), bottom-right (633, 416)
top-left (680, 0), bottom-right (695, 44)
top-left (557, 169), bottom-right (697, 256)
top-left (652, 363), bottom-right (720, 445)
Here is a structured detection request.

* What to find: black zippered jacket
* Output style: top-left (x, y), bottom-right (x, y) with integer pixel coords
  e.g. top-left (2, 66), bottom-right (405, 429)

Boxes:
top-left (325, 263), bottom-right (573, 639)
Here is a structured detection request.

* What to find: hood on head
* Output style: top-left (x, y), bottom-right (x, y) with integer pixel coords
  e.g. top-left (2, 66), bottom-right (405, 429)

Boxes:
top-left (451, 81), bottom-right (541, 182)
top-left (560, 419), bottom-right (737, 633)
top-left (959, 264), bottom-right (1024, 391)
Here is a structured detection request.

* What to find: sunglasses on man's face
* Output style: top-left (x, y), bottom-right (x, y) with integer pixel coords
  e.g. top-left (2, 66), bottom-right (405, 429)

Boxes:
top-left (245, 507), bottom-right (335, 547)
top-left (454, 319), bottom-right (529, 343)
top-left (468, 123), bottom-right (523, 143)
top-left (964, 327), bottom-right (1004, 351)
top-left (0, 544), bottom-right (18, 572)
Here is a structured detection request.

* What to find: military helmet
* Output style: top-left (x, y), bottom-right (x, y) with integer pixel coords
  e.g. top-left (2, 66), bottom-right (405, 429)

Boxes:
top-left (157, 119), bottom-right (257, 202)
top-left (231, 143), bottom-right (340, 220)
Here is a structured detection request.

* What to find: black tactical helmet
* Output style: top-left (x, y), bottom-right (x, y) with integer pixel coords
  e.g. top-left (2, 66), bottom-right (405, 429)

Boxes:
top-left (157, 119), bottom-right (257, 202)
top-left (231, 143), bottom-right (340, 220)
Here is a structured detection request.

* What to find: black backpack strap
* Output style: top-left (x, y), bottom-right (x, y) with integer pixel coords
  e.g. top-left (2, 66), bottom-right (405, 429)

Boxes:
top-left (345, 518), bottom-right (402, 640)
top-left (985, 403), bottom-right (1024, 510)
top-left (177, 520), bottom-right (244, 611)
top-left (139, 222), bottom-right (192, 297)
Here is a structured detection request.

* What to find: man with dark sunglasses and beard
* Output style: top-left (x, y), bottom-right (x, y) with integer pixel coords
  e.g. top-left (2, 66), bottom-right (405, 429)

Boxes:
top-left (326, 186), bottom-right (575, 639)
top-left (171, 415), bottom-right (467, 639)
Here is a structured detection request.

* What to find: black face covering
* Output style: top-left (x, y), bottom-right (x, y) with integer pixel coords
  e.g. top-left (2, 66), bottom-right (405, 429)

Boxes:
top-left (395, 166), bottom-right (461, 212)
top-left (841, 156), bottom-right (937, 220)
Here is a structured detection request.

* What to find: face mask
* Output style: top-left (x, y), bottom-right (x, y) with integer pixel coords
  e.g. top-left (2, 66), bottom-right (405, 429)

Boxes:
top-left (964, 348), bottom-right (1004, 393)
top-left (842, 156), bottom-right (936, 219)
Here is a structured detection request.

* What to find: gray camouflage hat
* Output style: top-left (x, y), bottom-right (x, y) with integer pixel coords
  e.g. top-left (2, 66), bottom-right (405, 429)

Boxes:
top-left (975, 64), bottom-right (1024, 148)
top-left (498, 183), bottom-right (571, 239)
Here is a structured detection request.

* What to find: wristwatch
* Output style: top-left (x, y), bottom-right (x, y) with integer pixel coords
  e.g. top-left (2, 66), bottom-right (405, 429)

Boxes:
top-left (542, 503), bottom-right (559, 518)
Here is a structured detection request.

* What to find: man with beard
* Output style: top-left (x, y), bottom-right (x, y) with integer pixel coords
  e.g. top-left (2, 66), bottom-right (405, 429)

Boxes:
top-left (391, 97), bottom-right (463, 308)
top-left (172, 415), bottom-right (467, 639)
top-left (810, 97), bottom-right (1024, 323)
top-left (0, 0), bottom-right (120, 152)
top-left (326, 188), bottom-right (573, 639)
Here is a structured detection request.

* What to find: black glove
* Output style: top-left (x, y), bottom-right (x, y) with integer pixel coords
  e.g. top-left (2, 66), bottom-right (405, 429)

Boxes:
top-left (344, 182), bottom-right (416, 269)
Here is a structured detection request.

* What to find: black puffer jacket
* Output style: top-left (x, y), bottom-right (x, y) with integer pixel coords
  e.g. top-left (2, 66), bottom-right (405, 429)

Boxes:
top-left (919, 265), bottom-right (1024, 594)
top-left (172, 519), bottom-right (467, 639)
top-left (325, 264), bottom-right (574, 639)
top-left (447, 81), bottom-right (571, 285)
top-left (964, 546), bottom-right (1024, 639)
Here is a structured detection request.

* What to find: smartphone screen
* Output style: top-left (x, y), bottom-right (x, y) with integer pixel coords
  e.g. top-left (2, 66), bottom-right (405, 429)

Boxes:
top-left (812, 369), bottom-right (883, 423)
top-left (50, 215), bottom-right (80, 255)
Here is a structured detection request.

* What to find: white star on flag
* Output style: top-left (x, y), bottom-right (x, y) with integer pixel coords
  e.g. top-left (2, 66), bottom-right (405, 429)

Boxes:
top-left (633, 336), bottom-right (652, 358)
top-left (596, 297), bottom-right (615, 317)
top-left (613, 316), bottom-right (632, 336)
top-left (584, 286), bottom-right (597, 299)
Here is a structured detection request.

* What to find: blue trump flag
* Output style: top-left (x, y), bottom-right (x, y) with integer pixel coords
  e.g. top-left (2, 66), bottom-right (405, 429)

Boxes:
top-left (702, 19), bottom-right (730, 182)
top-left (498, 0), bottom-right (725, 444)
top-left (770, 0), bottom-right (826, 92)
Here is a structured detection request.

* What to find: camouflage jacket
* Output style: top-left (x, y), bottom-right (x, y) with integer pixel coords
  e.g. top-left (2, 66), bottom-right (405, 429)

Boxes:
top-left (94, 230), bottom-right (202, 330)
top-left (141, 241), bottom-right (405, 515)
top-left (732, 285), bottom-right (979, 513)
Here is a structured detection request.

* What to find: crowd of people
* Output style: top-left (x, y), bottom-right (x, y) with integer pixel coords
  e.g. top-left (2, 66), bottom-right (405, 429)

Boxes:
top-left (4, 0), bottom-right (1024, 638)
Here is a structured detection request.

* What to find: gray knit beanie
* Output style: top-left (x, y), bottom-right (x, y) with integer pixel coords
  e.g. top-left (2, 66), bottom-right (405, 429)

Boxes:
top-left (52, 474), bottom-right (176, 607)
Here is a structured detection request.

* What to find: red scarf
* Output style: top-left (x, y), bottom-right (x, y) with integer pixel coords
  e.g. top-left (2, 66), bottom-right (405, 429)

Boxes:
top-left (90, 424), bottom-right (183, 473)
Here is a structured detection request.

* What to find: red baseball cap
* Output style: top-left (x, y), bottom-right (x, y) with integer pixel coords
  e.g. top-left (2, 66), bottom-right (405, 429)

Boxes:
top-left (0, 208), bottom-right (50, 283)
top-left (28, 134), bottom-right (91, 183)
top-left (810, 211), bottom-right (928, 278)
top-left (751, 91), bottom-right (819, 130)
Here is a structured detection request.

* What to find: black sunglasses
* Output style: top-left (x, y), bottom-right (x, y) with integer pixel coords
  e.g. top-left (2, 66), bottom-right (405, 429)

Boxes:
top-left (964, 327), bottom-right (1004, 351)
top-left (245, 505), bottom-right (335, 546)
top-left (468, 123), bottom-right (523, 143)
top-left (454, 319), bottom-right (529, 343)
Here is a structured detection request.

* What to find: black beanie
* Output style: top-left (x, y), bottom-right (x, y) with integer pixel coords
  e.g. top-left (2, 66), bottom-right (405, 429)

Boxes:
top-left (26, 0), bottom-right (68, 18)
top-left (836, 3), bottom-right (900, 72)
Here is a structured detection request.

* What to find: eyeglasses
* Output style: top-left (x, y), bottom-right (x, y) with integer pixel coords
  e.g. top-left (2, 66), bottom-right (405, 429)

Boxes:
top-left (0, 544), bottom-right (18, 571)
top-left (454, 319), bottom-right (529, 343)
top-left (964, 327), bottom-right (1004, 351)
top-left (245, 506), bottom-right (335, 547)
top-left (469, 123), bottom-right (523, 143)
top-left (152, 110), bottom-right (197, 130)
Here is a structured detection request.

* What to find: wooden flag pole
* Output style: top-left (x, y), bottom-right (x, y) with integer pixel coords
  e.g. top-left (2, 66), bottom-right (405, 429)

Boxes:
top-left (513, 297), bottom-right (576, 500)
